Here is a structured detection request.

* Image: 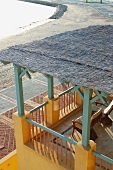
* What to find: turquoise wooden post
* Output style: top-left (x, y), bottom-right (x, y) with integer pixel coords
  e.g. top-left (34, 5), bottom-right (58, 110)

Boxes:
top-left (48, 75), bottom-right (54, 99)
top-left (82, 88), bottom-right (93, 147)
top-left (14, 64), bottom-right (24, 116)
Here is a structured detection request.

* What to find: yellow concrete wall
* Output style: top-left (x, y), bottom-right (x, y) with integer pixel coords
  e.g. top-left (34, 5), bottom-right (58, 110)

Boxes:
top-left (75, 141), bottom-right (96, 170)
top-left (44, 95), bottom-right (59, 127)
top-left (21, 144), bottom-right (67, 170)
top-left (13, 112), bottom-right (67, 170)
top-left (75, 90), bottom-right (83, 106)
top-left (0, 150), bottom-right (18, 170)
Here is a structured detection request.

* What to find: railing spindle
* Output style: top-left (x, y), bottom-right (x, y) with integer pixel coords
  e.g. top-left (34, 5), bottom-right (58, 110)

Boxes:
top-left (44, 130), bottom-right (46, 152)
top-left (35, 126), bottom-right (38, 150)
top-left (59, 96), bottom-right (62, 117)
top-left (59, 96), bottom-right (61, 116)
top-left (40, 127), bottom-right (42, 149)
top-left (64, 94), bottom-right (65, 114)
top-left (48, 132), bottom-right (50, 153)
top-left (39, 108), bottom-right (40, 123)
top-left (36, 110), bottom-right (38, 123)
top-left (74, 92), bottom-right (76, 107)
top-left (99, 158), bottom-right (102, 169)
top-left (52, 134), bottom-right (54, 156)
top-left (37, 126), bottom-right (39, 150)
top-left (59, 96), bottom-right (60, 114)
top-left (35, 126), bottom-right (38, 142)
top-left (105, 161), bottom-right (108, 170)
top-left (28, 122), bottom-right (31, 142)
top-left (66, 93), bottom-right (68, 112)
top-left (70, 143), bottom-right (72, 166)
top-left (72, 93), bottom-right (74, 109)
top-left (65, 141), bottom-right (67, 164)
top-left (69, 93), bottom-right (71, 110)
top-left (42, 106), bottom-right (44, 126)
top-left (31, 113), bottom-right (34, 144)
top-left (56, 137), bottom-right (58, 159)
top-left (60, 139), bottom-right (62, 161)
top-left (61, 96), bottom-right (63, 117)
top-left (73, 93), bottom-right (75, 108)
top-left (45, 105), bottom-right (47, 126)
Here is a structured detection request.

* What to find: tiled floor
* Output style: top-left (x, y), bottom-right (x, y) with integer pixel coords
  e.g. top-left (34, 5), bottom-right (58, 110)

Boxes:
top-left (53, 108), bottom-right (113, 159)
top-left (29, 106), bottom-right (113, 170)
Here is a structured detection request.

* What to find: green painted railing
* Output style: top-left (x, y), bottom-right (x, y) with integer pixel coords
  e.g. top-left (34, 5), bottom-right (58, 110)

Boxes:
top-left (29, 101), bottom-right (48, 126)
top-left (92, 150), bottom-right (113, 169)
top-left (30, 101), bottom-right (48, 113)
top-left (58, 87), bottom-right (74, 97)
top-left (26, 118), bottom-right (76, 168)
top-left (58, 87), bottom-right (78, 119)
top-left (26, 118), bottom-right (77, 145)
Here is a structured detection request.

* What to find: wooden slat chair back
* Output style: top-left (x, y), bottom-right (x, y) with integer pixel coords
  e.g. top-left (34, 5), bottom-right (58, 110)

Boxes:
top-left (94, 100), bottom-right (113, 125)
top-left (91, 108), bottom-right (103, 127)
top-left (72, 108), bottom-right (103, 141)
top-left (101, 100), bottom-right (113, 125)
top-left (103, 100), bottom-right (113, 115)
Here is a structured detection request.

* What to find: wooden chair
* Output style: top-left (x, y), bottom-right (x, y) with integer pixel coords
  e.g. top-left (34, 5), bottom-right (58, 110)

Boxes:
top-left (72, 108), bottom-right (103, 141)
top-left (100, 100), bottom-right (113, 125)
top-left (94, 100), bottom-right (113, 125)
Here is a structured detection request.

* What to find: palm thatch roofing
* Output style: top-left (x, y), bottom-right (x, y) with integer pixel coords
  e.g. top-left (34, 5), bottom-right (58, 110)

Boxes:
top-left (0, 25), bottom-right (113, 94)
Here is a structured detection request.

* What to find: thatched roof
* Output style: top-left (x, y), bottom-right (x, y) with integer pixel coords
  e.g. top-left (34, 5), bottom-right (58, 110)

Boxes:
top-left (0, 25), bottom-right (113, 94)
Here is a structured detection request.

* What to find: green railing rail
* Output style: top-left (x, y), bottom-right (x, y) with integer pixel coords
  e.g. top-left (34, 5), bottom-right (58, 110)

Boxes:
top-left (26, 118), bottom-right (77, 145)
top-left (58, 87), bottom-right (74, 97)
top-left (92, 150), bottom-right (113, 165)
top-left (30, 101), bottom-right (48, 113)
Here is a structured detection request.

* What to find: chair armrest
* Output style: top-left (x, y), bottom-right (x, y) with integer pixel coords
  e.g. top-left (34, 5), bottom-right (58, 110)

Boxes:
top-left (103, 104), bottom-right (113, 115)
top-left (72, 120), bottom-right (82, 129)
top-left (94, 101), bottom-right (107, 107)
top-left (92, 110), bottom-right (96, 115)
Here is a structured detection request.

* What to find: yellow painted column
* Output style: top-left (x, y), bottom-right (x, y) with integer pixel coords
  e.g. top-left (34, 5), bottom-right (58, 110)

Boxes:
top-left (75, 140), bottom-right (96, 170)
top-left (75, 89), bottom-right (83, 106)
top-left (44, 95), bottom-right (59, 127)
top-left (13, 112), bottom-right (30, 170)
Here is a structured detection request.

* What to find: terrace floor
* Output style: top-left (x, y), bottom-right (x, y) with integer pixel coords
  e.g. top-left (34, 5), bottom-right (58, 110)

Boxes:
top-left (26, 103), bottom-right (113, 170)
top-left (53, 106), bottom-right (113, 159)
top-left (52, 105), bottom-right (113, 170)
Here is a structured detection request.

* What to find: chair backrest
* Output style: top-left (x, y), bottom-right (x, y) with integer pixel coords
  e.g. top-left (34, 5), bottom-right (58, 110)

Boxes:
top-left (103, 100), bottom-right (113, 115)
top-left (90, 108), bottom-right (103, 127)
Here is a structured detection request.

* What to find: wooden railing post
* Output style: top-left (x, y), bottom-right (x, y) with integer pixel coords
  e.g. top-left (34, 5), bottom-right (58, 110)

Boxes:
top-left (43, 95), bottom-right (59, 127)
top-left (75, 140), bottom-right (96, 170)
top-left (75, 89), bottom-right (83, 106)
top-left (14, 64), bottom-right (24, 116)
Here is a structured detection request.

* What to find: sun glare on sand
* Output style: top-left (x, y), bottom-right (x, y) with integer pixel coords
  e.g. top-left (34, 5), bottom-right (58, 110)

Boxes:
top-left (0, 0), bottom-right (56, 39)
